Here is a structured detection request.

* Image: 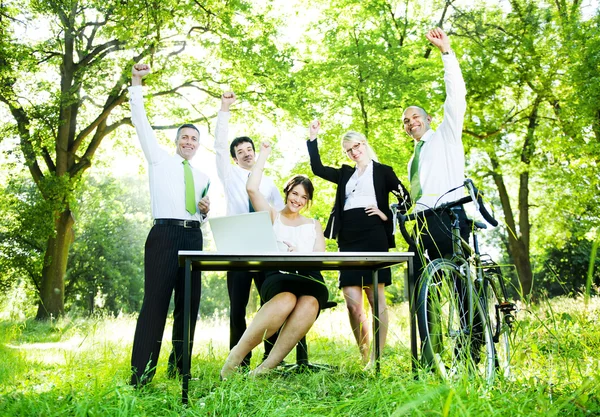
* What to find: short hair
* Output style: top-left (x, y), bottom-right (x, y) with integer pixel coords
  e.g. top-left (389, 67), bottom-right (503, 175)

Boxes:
top-left (283, 175), bottom-right (314, 208)
top-left (229, 136), bottom-right (256, 159)
top-left (175, 124), bottom-right (200, 142)
top-left (341, 130), bottom-right (379, 162)
top-left (230, 136), bottom-right (255, 159)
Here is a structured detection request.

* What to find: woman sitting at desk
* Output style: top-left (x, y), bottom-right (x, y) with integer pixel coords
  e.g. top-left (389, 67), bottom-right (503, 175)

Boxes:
top-left (220, 142), bottom-right (329, 378)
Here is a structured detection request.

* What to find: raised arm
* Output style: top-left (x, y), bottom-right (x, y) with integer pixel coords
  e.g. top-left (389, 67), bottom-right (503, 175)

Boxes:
top-left (247, 142), bottom-right (278, 221)
top-left (306, 119), bottom-right (343, 184)
top-left (312, 220), bottom-right (326, 252)
top-left (129, 64), bottom-right (164, 164)
top-left (427, 28), bottom-right (467, 145)
top-left (214, 92), bottom-right (236, 182)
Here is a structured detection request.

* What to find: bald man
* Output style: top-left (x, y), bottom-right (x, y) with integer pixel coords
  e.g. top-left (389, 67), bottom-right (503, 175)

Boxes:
top-left (402, 28), bottom-right (469, 283)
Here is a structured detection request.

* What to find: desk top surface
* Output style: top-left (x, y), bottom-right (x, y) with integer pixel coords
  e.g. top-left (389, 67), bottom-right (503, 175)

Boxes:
top-left (178, 251), bottom-right (413, 270)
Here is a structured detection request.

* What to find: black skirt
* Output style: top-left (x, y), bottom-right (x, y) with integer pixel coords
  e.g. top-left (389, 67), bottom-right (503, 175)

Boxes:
top-left (261, 270), bottom-right (329, 311)
top-left (337, 208), bottom-right (392, 288)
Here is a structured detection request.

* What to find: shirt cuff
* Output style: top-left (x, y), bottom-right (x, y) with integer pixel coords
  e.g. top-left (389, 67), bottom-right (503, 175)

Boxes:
top-left (218, 111), bottom-right (231, 120)
top-left (128, 85), bottom-right (143, 100)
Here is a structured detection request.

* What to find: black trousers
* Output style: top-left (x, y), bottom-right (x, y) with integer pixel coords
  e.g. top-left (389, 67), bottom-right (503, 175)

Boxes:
top-left (130, 224), bottom-right (202, 385)
top-left (408, 206), bottom-right (471, 286)
top-left (227, 270), bottom-right (277, 367)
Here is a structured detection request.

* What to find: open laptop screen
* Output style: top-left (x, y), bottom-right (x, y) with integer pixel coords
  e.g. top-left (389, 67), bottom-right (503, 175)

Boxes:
top-left (208, 211), bottom-right (280, 254)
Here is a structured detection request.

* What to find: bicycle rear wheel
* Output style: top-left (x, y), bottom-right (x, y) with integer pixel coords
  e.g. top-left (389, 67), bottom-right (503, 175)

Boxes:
top-left (482, 268), bottom-right (513, 378)
top-left (417, 258), bottom-right (495, 383)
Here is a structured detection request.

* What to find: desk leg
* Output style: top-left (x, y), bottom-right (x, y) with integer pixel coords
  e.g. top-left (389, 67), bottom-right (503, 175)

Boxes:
top-left (182, 257), bottom-right (191, 404)
top-left (408, 256), bottom-right (418, 378)
top-left (372, 269), bottom-right (380, 374)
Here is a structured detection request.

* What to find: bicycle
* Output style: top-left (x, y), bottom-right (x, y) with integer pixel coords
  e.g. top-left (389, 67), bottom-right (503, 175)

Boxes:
top-left (393, 179), bottom-right (517, 384)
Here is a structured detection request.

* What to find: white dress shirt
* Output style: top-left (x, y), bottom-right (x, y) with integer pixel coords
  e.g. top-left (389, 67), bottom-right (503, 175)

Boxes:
top-left (407, 52), bottom-right (467, 211)
top-left (343, 161), bottom-right (377, 210)
top-left (129, 86), bottom-right (210, 221)
top-left (214, 111), bottom-right (285, 215)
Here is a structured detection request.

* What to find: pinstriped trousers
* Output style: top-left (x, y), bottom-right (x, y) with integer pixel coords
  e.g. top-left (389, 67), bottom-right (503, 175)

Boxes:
top-left (130, 223), bottom-right (202, 385)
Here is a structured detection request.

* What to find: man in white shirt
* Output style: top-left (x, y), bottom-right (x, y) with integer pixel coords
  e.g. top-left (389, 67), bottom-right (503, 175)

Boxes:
top-left (403, 28), bottom-right (470, 281)
top-left (129, 63), bottom-right (210, 386)
top-left (215, 92), bottom-right (285, 368)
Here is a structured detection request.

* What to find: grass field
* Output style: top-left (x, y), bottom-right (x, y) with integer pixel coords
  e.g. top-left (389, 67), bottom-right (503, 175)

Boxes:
top-left (0, 297), bottom-right (599, 416)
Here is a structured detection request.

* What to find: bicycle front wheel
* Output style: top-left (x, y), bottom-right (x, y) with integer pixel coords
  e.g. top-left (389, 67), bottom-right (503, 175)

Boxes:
top-left (417, 258), bottom-right (495, 383)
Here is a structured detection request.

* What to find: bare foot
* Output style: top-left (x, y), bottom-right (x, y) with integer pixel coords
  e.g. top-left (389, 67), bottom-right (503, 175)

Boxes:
top-left (248, 363), bottom-right (275, 377)
top-left (363, 360), bottom-right (376, 372)
top-left (220, 356), bottom-right (242, 380)
top-left (360, 345), bottom-right (370, 365)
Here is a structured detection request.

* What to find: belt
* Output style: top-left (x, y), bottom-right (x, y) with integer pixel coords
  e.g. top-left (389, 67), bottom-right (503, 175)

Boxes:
top-left (153, 219), bottom-right (201, 229)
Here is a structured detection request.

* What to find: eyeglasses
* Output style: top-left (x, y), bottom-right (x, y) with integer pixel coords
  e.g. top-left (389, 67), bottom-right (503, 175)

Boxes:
top-left (344, 143), bottom-right (362, 155)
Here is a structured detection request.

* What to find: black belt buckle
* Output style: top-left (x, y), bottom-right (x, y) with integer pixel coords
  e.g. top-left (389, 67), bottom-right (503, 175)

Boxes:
top-left (183, 220), bottom-right (194, 228)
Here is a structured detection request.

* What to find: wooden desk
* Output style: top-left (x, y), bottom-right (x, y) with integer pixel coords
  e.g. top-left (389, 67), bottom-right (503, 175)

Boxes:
top-left (178, 251), bottom-right (415, 404)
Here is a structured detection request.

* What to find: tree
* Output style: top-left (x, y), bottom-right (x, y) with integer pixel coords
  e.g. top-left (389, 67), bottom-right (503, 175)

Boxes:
top-left (65, 174), bottom-right (149, 315)
top-left (452, 0), bottom-right (600, 297)
top-left (0, 173), bottom-right (51, 299)
top-left (274, 0), bottom-right (599, 299)
top-left (0, 0), bottom-right (293, 319)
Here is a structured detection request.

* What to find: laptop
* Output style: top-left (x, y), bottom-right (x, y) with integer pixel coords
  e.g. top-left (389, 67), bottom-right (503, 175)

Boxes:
top-left (208, 211), bottom-right (281, 254)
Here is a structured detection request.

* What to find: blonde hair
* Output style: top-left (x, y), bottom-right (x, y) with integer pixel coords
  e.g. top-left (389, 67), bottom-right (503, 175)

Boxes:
top-left (341, 131), bottom-right (378, 162)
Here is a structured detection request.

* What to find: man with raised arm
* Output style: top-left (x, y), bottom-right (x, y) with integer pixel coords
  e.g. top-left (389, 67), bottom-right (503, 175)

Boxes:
top-left (215, 92), bottom-right (285, 368)
top-left (403, 28), bottom-right (469, 278)
top-left (129, 63), bottom-right (210, 386)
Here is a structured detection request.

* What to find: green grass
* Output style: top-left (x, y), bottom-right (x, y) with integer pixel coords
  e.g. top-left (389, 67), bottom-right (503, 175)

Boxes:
top-left (1, 297), bottom-right (599, 416)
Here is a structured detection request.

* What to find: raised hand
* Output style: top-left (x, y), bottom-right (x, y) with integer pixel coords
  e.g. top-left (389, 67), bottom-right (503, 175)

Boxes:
top-left (131, 64), bottom-right (150, 86)
top-left (221, 91), bottom-right (236, 112)
top-left (259, 141), bottom-right (272, 157)
top-left (132, 63), bottom-right (150, 78)
top-left (426, 28), bottom-right (451, 54)
top-left (308, 119), bottom-right (321, 140)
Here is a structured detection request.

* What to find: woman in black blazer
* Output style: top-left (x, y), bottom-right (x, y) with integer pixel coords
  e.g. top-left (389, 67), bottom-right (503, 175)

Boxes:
top-left (306, 120), bottom-right (411, 368)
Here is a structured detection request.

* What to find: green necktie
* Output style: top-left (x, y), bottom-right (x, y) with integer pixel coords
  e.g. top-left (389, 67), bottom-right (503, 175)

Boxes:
top-left (183, 160), bottom-right (196, 215)
top-left (410, 140), bottom-right (424, 201)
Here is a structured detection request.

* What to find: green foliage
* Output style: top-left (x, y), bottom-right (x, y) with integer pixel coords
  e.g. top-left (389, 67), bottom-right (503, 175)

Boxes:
top-left (1, 0), bottom-right (599, 317)
top-left (1, 299), bottom-right (600, 415)
top-left (0, 0), bottom-right (298, 318)
top-left (536, 237), bottom-right (600, 298)
top-left (197, 271), bottom-right (229, 318)
top-left (0, 174), bottom-right (53, 294)
top-left (65, 174), bottom-right (149, 315)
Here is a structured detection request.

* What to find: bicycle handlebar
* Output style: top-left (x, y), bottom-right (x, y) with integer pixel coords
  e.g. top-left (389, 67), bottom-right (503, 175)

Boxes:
top-left (392, 179), bottom-right (498, 247)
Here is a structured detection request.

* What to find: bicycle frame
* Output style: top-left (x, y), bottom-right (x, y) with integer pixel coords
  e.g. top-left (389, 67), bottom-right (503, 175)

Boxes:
top-left (394, 179), bottom-right (513, 382)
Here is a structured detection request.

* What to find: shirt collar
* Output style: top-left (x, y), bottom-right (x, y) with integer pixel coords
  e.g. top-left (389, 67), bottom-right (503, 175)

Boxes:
top-left (418, 129), bottom-right (435, 144)
top-left (355, 159), bottom-right (374, 171)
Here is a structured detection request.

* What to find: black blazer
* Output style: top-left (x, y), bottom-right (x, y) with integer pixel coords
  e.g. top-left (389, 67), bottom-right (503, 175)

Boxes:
top-left (307, 139), bottom-right (411, 248)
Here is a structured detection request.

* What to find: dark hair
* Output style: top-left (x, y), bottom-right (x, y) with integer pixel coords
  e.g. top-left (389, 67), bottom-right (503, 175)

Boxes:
top-left (230, 136), bottom-right (255, 159)
top-left (175, 123), bottom-right (200, 141)
top-left (283, 175), bottom-right (314, 208)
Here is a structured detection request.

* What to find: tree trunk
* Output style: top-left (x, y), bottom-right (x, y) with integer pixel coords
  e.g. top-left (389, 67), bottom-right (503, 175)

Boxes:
top-left (510, 234), bottom-right (534, 297)
top-left (36, 208), bottom-right (74, 320)
top-left (490, 158), bottom-right (534, 299)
